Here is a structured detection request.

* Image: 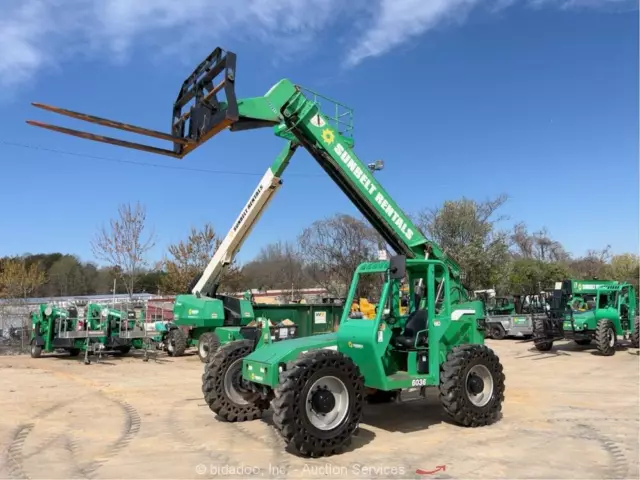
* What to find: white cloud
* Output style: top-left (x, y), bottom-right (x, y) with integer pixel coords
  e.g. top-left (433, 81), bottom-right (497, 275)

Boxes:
top-left (0, 0), bottom-right (346, 88)
top-left (344, 0), bottom-right (481, 67)
top-left (0, 0), bottom-right (635, 89)
top-left (343, 0), bottom-right (636, 67)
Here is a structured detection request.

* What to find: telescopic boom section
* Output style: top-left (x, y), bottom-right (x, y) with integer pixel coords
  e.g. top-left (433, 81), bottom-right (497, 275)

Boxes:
top-left (260, 81), bottom-right (461, 279)
top-left (192, 142), bottom-right (297, 296)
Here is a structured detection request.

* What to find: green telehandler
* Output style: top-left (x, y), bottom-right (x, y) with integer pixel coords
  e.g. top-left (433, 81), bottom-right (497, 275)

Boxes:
top-left (27, 47), bottom-right (506, 457)
top-left (527, 280), bottom-right (639, 355)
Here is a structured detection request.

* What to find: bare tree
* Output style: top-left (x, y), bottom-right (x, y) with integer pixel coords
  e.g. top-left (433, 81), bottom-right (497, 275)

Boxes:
top-left (510, 223), bottom-right (569, 262)
top-left (568, 246), bottom-right (612, 279)
top-left (298, 214), bottom-right (381, 297)
top-left (161, 222), bottom-right (243, 295)
top-left (241, 241), bottom-right (309, 298)
top-left (91, 202), bottom-right (156, 298)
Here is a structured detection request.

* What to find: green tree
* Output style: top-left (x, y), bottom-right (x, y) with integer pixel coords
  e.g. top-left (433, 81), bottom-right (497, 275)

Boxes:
top-left (46, 255), bottom-right (86, 296)
top-left (508, 258), bottom-right (570, 294)
top-left (0, 257), bottom-right (46, 299)
top-left (609, 253), bottom-right (639, 288)
top-left (416, 195), bottom-right (511, 290)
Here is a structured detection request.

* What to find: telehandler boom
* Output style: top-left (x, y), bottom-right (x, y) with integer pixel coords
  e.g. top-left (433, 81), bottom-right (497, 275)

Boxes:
top-left (27, 46), bottom-right (504, 458)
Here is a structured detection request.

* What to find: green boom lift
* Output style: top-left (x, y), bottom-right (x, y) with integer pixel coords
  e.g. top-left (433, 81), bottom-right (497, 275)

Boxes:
top-left (30, 302), bottom-right (147, 364)
top-left (27, 47), bottom-right (506, 457)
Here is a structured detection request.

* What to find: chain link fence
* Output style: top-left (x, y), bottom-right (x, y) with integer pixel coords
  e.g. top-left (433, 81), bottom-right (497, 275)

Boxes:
top-left (0, 301), bottom-right (33, 355)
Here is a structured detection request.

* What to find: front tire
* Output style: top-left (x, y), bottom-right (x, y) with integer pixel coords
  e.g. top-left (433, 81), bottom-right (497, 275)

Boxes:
top-left (533, 317), bottom-right (553, 352)
top-left (197, 332), bottom-right (221, 363)
top-left (202, 340), bottom-right (269, 422)
top-left (271, 349), bottom-right (364, 458)
top-left (631, 317), bottom-right (639, 349)
top-left (166, 329), bottom-right (187, 357)
top-left (595, 319), bottom-right (616, 356)
top-left (439, 344), bottom-right (505, 427)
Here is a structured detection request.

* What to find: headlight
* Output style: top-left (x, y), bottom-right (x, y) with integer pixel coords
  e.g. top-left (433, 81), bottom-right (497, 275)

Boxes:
top-left (101, 308), bottom-right (109, 317)
top-left (288, 327), bottom-right (296, 336)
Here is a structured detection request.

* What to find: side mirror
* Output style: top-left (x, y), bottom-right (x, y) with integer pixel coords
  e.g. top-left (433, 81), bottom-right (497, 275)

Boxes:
top-left (389, 255), bottom-right (406, 280)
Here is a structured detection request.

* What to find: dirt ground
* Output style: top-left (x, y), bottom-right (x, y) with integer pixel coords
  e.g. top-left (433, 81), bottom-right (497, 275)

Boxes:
top-left (0, 338), bottom-right (638, 480)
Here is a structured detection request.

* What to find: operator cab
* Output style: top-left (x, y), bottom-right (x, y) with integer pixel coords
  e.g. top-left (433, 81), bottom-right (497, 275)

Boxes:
top-left (393, 278), bottom-right (427, 349)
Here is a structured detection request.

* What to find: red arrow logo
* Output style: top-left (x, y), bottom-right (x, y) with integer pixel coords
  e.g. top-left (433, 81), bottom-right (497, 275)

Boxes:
top-left (416, 465), bottom-right (446, 475)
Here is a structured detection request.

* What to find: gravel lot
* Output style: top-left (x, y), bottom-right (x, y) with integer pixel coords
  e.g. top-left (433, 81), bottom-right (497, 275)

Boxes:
top-left (0, 338), bottom-right (638, 479)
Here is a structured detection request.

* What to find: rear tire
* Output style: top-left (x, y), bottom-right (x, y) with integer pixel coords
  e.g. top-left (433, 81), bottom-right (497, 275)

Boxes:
top-left (489, 325), bottom-right (506, 340)
top-left (197, 332), bottom-right (221, 363)
top-left (202, 340), bottom-right (269, 422)
top-left (271, 349), bottom-right (365, 458)
top-left (439, 344), bottom-right (505, 427)
top-left (631, 317), bottom-right (639, 349)
top-left (533, 317), bottom-right (553, 352)
top-left (595, 319), bottom-right (616, 356)
top-left (166, 329), bottom-right (187, 357)
top-left (30, 343), bottom-right (42, 358)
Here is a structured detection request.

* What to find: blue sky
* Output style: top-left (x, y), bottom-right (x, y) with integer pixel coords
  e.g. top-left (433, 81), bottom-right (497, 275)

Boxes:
top-left (0, 0), bottom-right (638, 267)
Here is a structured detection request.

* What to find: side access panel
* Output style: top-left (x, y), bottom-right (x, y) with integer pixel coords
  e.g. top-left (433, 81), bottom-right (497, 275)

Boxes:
top-left (242, 333), bottom-right (338, 387)
top-left (487, 314), bottom-right (533, 337)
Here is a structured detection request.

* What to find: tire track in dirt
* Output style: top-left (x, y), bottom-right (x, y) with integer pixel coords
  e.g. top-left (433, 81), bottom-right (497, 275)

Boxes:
top-left (548, 416), bottom-right (636, 478)
top-left (5, 424), bottom-right (34, 480)
top-left (78, 399), bottom-right (142, 479)
top-left (2, 390), bottom-right (142, 480)
top-left (163, 399), bottom-right (234, 467)
top-left (3, 398), bottom-right (80, 480)
top-left (572, 424), bottom-right (630, 479)
top-left (231, 415), bottom-right (292, 478)
top-left (18, 396), bottom-right (93, 461)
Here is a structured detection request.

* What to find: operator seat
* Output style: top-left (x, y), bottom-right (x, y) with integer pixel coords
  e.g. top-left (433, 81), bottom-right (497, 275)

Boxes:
top-left (393, 309), bottom-right (428, 349)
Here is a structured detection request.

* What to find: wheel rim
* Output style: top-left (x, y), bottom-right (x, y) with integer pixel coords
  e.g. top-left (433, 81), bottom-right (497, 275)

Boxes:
top-left (465, 365), bottom-right (494, 407)
top-left (304, 376), bottom-right (349, 431)
top-left (223, 358), bottom-right (249, 405)
top-left (199, 341), bottom-right (208, 358)
top-left (167, 339), bottom-right (174, 353)
top-left (608, 328), bottom-right (616, 347)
